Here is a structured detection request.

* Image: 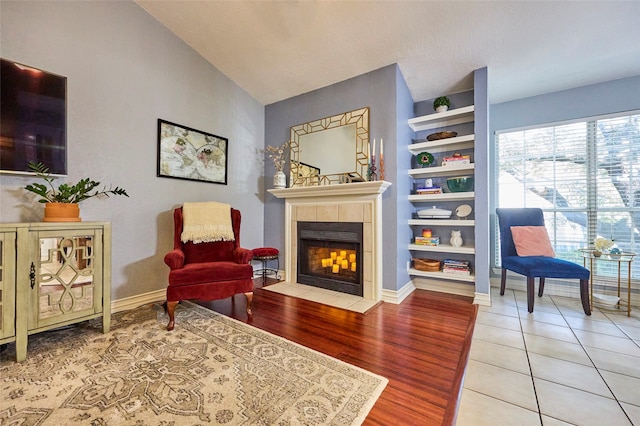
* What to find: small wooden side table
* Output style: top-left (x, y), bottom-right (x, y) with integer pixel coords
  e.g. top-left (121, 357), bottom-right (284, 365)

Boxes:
top-left (580, 249), bottom-right (635, 316)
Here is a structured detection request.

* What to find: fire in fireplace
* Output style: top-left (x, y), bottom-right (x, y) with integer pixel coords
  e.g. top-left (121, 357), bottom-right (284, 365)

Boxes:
top-left (297, 221), bottom-right (363, 296)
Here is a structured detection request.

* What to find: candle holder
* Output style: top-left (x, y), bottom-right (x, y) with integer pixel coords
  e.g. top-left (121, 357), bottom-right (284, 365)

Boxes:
top-left (368, 154), bottom-right (378, 181)
top-left (379, 156), bottom-right (385, 181)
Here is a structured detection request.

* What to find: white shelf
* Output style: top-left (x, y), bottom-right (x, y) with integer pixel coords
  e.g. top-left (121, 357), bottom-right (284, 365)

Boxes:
top-left (408, 268), bottom-right (475, 283)
top-left (408, 105), bottom-right (475, 132)
top-left (408, 243), bottom-right (475, 254)
top-left (409, 134), bottom-right (474, 155)
top-left (409, 164), bottom-right (474, 178)
top-left (409, 219), bottom-right (475, 226)
top-left (409, 192), bottom-right (474, 202)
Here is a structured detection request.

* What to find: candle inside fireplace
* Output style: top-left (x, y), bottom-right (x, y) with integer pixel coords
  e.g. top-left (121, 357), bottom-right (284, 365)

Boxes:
top-left (332, 264), bottom-right (340, 273)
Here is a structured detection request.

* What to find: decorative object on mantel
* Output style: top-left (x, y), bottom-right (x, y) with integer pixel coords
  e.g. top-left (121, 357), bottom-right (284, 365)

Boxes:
top-left (379, 138), bottom-right (385, 181)
top-left (427, 131), bottom-right (458, 141)
top-left (266, 141), bottom-right (290, 188)
top-left (433, 96), bottom-right (451, 113)
top-left (24, 161), bottom-right (128, 222)
top-left (367, 138), bottom-right (378, 181)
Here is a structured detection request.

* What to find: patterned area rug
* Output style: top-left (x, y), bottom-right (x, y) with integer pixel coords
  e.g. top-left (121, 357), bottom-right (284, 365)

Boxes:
top-left (0, 302), bottom-right (387, 425)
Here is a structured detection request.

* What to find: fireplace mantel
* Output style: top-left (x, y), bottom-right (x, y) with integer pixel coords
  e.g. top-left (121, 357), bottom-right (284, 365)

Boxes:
top-left (269, 181), bottom-right (391, 303)
top-left (268, 181), bottom-right (391, 199)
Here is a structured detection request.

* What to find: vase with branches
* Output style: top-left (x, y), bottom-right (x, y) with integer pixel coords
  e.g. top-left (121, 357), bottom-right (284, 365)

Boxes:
top-left (266, 141), bottom-right (289, 188)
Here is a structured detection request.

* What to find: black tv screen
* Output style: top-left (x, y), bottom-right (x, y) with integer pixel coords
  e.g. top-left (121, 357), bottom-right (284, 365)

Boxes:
top-left (1, 58), bottom-right (67, 175)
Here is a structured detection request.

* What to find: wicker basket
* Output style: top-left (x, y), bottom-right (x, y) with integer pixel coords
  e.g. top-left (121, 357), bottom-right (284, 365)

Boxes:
top-left (412, 258), bottom-right (441, 272)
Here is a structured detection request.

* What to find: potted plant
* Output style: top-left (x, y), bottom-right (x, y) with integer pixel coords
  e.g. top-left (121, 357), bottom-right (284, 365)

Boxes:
top-left (433, 96), bottom-right (451, 113)
top-left (24, 162), bottom-right (129, 222)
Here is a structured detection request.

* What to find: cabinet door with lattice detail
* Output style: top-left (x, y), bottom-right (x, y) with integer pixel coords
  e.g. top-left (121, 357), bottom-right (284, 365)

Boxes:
top-left (0, 229), bottom-right (17, 342)
top-left (28, 228), bottom-right (104, 330)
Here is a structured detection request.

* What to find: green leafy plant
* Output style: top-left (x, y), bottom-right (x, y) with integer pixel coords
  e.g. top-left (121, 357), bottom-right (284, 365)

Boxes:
top-left (433, 96), bottom-right (451, 110)
top-left (24, 162), bottom-right (129, 204)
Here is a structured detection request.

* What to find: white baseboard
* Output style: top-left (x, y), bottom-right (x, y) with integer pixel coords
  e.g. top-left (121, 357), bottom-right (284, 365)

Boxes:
top-left (473, 292), bottom-right (491, 306)
top-left (111, 289), bottom-right (166, 313)
top-left (382, 281), bottom-right (416, 304)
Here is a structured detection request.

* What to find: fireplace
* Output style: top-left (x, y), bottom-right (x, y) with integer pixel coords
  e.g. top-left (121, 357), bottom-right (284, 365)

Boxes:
top-left (297, 221), bottom-right (363, 296)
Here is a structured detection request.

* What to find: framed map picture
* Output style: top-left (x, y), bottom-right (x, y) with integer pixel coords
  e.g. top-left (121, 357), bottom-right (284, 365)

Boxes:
top-left (157, 119), bottom-right (228, 185)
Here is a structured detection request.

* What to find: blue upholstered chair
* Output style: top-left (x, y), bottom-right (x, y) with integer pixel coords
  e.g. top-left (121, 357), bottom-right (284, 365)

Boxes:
top-left (496, 208), bottom-right (591, 315)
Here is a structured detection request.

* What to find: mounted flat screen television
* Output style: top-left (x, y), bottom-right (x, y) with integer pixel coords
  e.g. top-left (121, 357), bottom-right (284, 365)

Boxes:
top-left (1, 58), bottom-right (67, 175)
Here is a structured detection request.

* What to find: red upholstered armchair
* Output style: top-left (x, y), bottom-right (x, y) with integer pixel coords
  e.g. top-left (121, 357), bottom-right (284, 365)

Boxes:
top-left (164, 207), bottom-right (254, 330)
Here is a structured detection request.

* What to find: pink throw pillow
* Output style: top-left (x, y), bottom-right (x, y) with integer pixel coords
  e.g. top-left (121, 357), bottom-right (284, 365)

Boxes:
top-left (510, 226), bottom-right (555, 257)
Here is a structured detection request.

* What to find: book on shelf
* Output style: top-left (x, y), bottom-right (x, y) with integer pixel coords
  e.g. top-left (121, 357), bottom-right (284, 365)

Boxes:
top-left (442, 268), bottom-right (471, 275)
top-left (442, 155), bottom-right (471, 162)
top-left (416, 186), bottom-right (443, 195)
top-left (414, 236), bottom-right (440, 245)
top-left (442, 159), bottom-right (471, 167)
top-left (442, 259), bottom-right (472, 275)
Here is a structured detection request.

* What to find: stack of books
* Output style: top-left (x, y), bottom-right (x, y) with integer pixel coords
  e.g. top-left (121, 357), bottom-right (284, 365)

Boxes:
top-left (416, 186), bottom-right (443, 195)
top-left (414, 236), bottom-right (440, 246)
top-left (442, 259), bottom-right (471, 275)
top-left (442, 155), bottom-right (471, 168)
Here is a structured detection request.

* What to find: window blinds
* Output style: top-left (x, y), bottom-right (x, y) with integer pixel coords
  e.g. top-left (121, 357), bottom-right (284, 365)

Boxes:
top-left (495, 112), bottom-right (640, 281)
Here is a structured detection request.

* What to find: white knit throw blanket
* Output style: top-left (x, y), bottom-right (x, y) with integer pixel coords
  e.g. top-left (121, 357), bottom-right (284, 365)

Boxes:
top-left (180, 202), bottom-right (235, 243)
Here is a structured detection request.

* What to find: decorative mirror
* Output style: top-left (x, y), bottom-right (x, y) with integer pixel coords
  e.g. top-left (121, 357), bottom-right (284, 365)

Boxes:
top-left (289, 107), bottom-right (369, 186)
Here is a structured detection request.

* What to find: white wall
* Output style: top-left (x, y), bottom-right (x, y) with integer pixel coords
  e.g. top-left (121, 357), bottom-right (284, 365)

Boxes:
top-left (0, 1), bottom-right (265, 301)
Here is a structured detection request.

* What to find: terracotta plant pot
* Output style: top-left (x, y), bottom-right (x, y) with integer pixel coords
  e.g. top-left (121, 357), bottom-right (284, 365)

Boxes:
top-left (43, 203), bottom-right (81, 222)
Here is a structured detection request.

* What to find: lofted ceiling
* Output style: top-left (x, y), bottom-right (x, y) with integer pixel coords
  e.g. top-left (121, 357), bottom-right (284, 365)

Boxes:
top-left (135, 1), bottom-right (640, 106)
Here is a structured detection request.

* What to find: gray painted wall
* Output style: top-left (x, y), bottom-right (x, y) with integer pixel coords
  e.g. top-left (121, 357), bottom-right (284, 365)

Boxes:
top-left (264, 65), bottom-right (406, 291)
top-left (489, 74), bottom-right (640, 267)
top-left (0, 1), bottom-right (265, 301)
top-left (394, 68), bottom-right (415, 290)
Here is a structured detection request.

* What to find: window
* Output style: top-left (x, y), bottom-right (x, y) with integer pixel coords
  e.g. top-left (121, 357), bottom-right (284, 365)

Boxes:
top-left (495, 112), bottom-right (640, 283)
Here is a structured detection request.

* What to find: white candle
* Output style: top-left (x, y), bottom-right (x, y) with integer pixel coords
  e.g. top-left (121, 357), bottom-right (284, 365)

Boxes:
top-left (321, 259), bottom-right (328, 268)
top-left (368, 140), bottom-right (371, 159)
top-left (340, 250), bottom-right (347, 258)
top-left (351, 262), bottom-right (357, 272)
top-left (332, 264), bottom-right (340, 273)
top-left (341, 260), bottom-right (348, 269)
top-left (372, 139), bottom-right (376, 157)
top-left (349, 254), bottom-right (356, 263)
top-left (380, 138), bottom-right (384, 156)
top-left (331, 252), bottom-right (337, 260)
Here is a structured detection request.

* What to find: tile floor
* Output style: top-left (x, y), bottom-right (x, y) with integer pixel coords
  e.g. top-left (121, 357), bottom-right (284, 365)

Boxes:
top-left (457, 286), bottom-right (640, 426)
top-left (262, 281), bottom-right (380, 313)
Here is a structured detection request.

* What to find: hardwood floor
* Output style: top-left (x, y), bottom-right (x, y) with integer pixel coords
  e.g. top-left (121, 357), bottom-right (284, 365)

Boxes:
top-left (195, 278), bottom-right (478, 425)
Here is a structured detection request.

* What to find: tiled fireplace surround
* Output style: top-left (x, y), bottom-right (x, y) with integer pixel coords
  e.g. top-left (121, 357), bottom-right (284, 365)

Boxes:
top-left (269, 181), bottom-right (391, 302)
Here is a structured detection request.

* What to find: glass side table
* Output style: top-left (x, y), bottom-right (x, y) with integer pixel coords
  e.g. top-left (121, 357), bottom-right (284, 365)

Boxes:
top-left (579, 249), bottom-right (636, 316)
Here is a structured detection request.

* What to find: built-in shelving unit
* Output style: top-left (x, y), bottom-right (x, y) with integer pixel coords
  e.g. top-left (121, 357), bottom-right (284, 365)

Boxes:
top-left (407, 104), bottom-right (476, 285)
top-left (408, 105), bottom-right (475, 132)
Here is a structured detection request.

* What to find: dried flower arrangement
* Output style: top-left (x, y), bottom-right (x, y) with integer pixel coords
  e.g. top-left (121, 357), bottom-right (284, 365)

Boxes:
top-left (593, 237), bottom-right (614, 252)
top-left (266, 141), bottom-right (290, 172)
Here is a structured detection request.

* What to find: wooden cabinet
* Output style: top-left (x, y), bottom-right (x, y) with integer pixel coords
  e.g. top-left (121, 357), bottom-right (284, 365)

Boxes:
top-left (0, 222), bottom-right (111, 362)
top-left (0, 229), bottom-right (17, 344)
top-left (407, 105), bottom-right (476, 284)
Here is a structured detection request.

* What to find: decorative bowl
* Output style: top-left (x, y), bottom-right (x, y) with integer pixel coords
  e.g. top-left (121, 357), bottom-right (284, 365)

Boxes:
top-left (427, 131), bottom-right (458, 141)
top-left (446, 176), bottom-right (474, 192)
